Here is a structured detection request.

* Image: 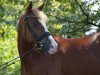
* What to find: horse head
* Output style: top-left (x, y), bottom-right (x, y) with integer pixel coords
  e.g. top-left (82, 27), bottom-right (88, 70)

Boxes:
top-left (18, 1), bottom-right (58, 54)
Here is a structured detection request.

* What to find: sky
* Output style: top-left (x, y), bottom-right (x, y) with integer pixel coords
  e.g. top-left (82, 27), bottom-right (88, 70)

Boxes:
top-left (81, 0), bottom-right (99, 11)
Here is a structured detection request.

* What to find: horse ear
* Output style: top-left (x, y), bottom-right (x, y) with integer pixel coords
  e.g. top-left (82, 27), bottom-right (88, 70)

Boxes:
top-left (26, 1), bottom-right (32, 13)
top-left (38, 2), bottom-right (45, 11)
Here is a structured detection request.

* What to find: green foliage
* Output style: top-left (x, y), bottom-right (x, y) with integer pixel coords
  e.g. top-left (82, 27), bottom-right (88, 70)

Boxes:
top-left (0, 0), bottom-right (100, 75)
top-left (0, 25), bottom-right (20, 75)
top-left (43, 0), bottom-right (100, 37)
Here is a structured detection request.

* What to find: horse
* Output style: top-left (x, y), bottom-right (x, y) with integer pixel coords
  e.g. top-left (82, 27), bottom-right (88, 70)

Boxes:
top-left (17, 2), bottom-right (100, 75)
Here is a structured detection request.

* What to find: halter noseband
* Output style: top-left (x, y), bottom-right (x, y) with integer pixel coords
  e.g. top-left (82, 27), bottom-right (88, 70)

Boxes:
top-left (24, 15), bottom-right (51, 47)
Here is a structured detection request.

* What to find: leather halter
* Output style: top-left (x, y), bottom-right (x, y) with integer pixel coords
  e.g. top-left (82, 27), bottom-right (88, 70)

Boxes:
top-left (24, 15), bottom-right (51, 48)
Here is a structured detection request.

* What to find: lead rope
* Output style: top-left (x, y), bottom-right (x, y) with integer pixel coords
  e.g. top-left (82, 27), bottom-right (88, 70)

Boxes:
top-left (0, 47), bottom-right (43, 70)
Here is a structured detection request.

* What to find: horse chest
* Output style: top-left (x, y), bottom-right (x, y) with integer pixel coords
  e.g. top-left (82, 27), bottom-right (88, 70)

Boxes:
top-left (22, 54), bottom-right (63, 75)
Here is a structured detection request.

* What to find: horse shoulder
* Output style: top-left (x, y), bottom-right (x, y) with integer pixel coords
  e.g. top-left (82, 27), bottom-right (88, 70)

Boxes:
top-left (53, 35), bottom-right (72, 53)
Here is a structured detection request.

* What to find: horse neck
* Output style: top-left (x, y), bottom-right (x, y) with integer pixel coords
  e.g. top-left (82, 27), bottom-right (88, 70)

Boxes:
top-left (53, 35), bottom-right (64, 44)
top-left (18, 31), bottom-right (35, 56)
top-left (53, 35), bottom-right (94, 52)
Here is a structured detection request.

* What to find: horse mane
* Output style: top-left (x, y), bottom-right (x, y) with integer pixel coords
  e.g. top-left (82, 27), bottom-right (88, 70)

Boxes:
top-left (32, 7), bottom-right (48, 22)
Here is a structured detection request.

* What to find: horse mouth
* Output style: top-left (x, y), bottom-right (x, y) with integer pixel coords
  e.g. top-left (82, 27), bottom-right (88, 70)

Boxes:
top-left (48, 42), bottom-right (58, 54)
top-left (48, 48), bottom-right (57, 54)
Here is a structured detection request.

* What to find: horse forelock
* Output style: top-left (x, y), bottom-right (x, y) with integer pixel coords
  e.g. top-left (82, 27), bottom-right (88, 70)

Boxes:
top-left (32, 7), bottom-right (48, 22)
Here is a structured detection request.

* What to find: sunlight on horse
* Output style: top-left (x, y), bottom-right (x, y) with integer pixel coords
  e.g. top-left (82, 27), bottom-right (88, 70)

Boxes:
top-left (17, 1), bottom-right (100, 75)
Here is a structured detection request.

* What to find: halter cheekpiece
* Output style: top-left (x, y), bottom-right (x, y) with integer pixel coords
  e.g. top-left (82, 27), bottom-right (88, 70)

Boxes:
top-left (24, 15), bottom-right (51, 51)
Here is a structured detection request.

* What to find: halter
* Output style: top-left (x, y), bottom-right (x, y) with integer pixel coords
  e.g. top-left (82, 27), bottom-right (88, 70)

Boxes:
top-left (24, 15), bottom-right (51, 49)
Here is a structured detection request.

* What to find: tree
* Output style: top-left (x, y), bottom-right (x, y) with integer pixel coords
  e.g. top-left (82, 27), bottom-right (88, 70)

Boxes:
top-left (44, 0), bottom-right (100, 37)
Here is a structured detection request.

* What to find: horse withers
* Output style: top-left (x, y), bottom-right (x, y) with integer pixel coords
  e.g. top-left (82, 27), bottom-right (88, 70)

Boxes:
top-left (17, 1), bottom-right (100, 75)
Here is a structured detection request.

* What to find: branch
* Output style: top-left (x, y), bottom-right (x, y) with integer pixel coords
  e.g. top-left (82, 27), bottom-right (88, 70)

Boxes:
top-left (75, 0), bottom-right (89, 23)
top-left (75, 0), bottom-right (100, 28)
top-left (75, 0), bottom-right (88, 17)
top-left (55, 17), bottom-right (83, 24)
top-left (56, 17), bottom-right (100, 28)
top-left (66, 20), bottom-right (100, 28)
top-left (64, 20), bottom-right (83, 23)
top-left (86, 21), bottom-right (100, 27)
top-left (67, 25), bottom-right (86, 34)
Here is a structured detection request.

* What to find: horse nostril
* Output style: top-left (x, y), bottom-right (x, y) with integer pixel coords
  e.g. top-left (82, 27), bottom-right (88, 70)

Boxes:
top-left (50, 44), bottom-right (53, 48)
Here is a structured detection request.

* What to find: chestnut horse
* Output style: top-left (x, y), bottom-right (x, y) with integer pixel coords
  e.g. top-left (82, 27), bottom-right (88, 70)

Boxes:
top-left (18, 2), bottom-right (100, 75)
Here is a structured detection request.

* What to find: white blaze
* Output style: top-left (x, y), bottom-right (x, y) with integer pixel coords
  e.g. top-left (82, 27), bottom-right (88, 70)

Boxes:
top-left (38, 19), bottom-right (58, 54)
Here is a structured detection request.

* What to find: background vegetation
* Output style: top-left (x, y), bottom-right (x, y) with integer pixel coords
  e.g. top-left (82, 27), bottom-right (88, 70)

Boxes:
top-left (0, 0), bottom-right (100, 75)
